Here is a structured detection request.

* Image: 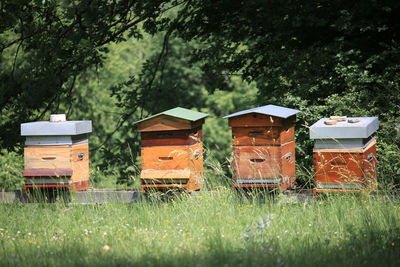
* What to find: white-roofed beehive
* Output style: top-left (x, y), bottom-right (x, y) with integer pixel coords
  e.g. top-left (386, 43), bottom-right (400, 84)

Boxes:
top-left (310, 117), bottom-right (378, 196)
top-left (21, 114), bottom-right (92, 192)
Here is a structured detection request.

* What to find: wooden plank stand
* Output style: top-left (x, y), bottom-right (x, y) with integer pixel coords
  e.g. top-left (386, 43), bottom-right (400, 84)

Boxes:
top-left (224, 105), bottom-right (301, 191)
top-left (137, 107), bottom-right (208, 193)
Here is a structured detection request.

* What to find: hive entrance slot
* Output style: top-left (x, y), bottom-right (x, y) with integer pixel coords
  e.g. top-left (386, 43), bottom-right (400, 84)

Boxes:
top-left (42, 156), bottom-right (56, 160)
top-left (248, 131), bottom-right (263, 136)
top-left (159, 157), bottom-right (173, 161)
top-left (250, 158), bottom-right (265, 163)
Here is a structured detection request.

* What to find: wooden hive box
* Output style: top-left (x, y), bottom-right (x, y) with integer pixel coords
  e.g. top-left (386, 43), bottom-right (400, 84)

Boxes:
top-left (21, 114), bottom-right (92, 192)
top-left (224, 105), bottom-right (301, 190)
top-left (137, 107), bottom-right (208, 192)
top-left (310, 117), bottom-right (379, 196)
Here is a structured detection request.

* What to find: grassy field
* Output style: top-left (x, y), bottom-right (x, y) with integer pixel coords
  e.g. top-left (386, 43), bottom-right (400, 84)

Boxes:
top-left (0, 190), bottom-right (400, 267)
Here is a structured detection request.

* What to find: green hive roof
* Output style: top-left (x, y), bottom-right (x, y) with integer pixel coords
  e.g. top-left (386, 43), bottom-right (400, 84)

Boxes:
top-left (136, 107), bottom-right (208, 123)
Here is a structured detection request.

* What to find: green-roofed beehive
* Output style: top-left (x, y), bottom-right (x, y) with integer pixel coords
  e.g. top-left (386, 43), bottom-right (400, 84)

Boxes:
top-left (137, 107), bottom-right (208, 192)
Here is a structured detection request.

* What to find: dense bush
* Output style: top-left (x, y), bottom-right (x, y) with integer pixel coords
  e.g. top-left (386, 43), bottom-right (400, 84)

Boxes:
top-left (0, 149), bottom-right (23, 191)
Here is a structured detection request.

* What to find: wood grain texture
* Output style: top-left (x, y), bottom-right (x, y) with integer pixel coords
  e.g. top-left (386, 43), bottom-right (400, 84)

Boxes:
top-left (140, 143), bottom-right (203, 192)
top-left (229, 114), bottom-right (283, 127)
top-left (141, 128), bottom-right (202, 146)
top-left (71, 143), bottom-right (89, 184)
top-left (232, 142), bottom-right (295, 186)
top-left (280, 141), bottom-right (296, 178)
top-left (138, 115), bottom-right (193, 132)
top-left (24, 145), bottom-right (72, 169)
top-left (23, 143), bottom-right (90, 191)
top-left (141, 145), bottom-right (191, 170)
top-left (279, 125), bottom-right (295, 145)
top-left (232, 126), bottom-right (295, 146)
top-left (232, 145), bottom-right (280, 179)
top-left (232, 127), bottom-right (280, 146)
top-left (313, 140), bottom-right (377, 191)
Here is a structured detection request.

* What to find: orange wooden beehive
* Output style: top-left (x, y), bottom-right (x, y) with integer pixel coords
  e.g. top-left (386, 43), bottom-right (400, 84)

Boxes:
top-left (224, 105), bottom-right (301, 190)
top-left (137, 107), bottom-right (208, 192)
top-left (310, 117), bottom-right (379, 196)
top-left (21, 114), bottom-right (92, 192)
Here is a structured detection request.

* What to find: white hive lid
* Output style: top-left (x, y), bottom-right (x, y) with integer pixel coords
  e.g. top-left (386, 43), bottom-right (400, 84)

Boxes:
top-left (21, 114), bottom-right (92, 136)
top-left (309, 117), bottom-right (379, 139)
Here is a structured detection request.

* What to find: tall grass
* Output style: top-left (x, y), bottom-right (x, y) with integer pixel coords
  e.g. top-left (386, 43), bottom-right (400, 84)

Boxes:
top-left (1, 190), bottom-right (399, 266)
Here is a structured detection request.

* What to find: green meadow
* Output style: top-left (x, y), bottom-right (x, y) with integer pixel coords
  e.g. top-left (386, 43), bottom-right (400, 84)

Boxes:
top-left (1, 190), bottom-right (399, 267)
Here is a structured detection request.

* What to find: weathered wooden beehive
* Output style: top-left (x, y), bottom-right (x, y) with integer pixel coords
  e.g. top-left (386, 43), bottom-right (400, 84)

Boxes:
top-left (21, 114), bottom-right (92, 192)
top-left (310, 117), bottom-right (379, 195)
top-left (137, 107), bottom-right (208, 192)
top-left (224, 105), bottom-right (301, 190)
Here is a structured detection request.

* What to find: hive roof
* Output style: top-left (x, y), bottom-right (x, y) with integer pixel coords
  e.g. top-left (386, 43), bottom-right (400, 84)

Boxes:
top-left (136, 107), bottom-right (208, 123)
top-left (223, 104), bottom-right (301, 119)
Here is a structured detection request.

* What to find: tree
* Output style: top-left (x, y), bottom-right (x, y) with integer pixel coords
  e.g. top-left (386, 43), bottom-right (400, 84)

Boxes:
top-left (166, 0), bottom-right (400, 185)
top-left (1, 0), bottom-right (400, 187)
top-left (0, 0), bottom-right (175, 148)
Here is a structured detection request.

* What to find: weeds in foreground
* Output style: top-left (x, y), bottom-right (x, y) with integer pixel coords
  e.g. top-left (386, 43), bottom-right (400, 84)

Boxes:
top-left (0, 190), bottom-right (400, 266)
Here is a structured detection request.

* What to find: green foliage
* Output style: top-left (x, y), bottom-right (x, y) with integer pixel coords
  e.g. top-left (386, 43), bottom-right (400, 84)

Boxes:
top-left (0, 0), bottom-right (175, 148)
top-left (166, 0), bottom-right (400, 187)
top-left (1, 0), bottom-right (400, 188)
top-left (0, 149), bottom-right (23, 191)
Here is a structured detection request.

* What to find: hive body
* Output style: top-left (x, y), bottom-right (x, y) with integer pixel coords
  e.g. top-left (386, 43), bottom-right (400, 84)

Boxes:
top-left (225, 105), bottom-right (300, 190)
top-left (138, 108), bottom-right (208, 192)
top-left (21, 117), bottom-right (92, 191)
top-left (310, 117), bottom-right (378, 195)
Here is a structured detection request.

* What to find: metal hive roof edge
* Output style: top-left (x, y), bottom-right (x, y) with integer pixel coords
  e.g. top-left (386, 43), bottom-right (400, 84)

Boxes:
top-left (135, 107), bottom-right (209, 124)
top-left (21, 120), bottom-right (92, 136)
top-left (223, 104), bottom-right (301, 119)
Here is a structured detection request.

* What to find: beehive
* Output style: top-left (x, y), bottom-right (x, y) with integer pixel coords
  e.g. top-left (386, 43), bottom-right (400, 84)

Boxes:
top-left (21, 114), bottom-right (92, 192)
top-left (224, 105), bottom-right (301, 190)
top-left (310, 117), bottom-right (379, 195)
top-left (137, 107), bottom-right (208, 192)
